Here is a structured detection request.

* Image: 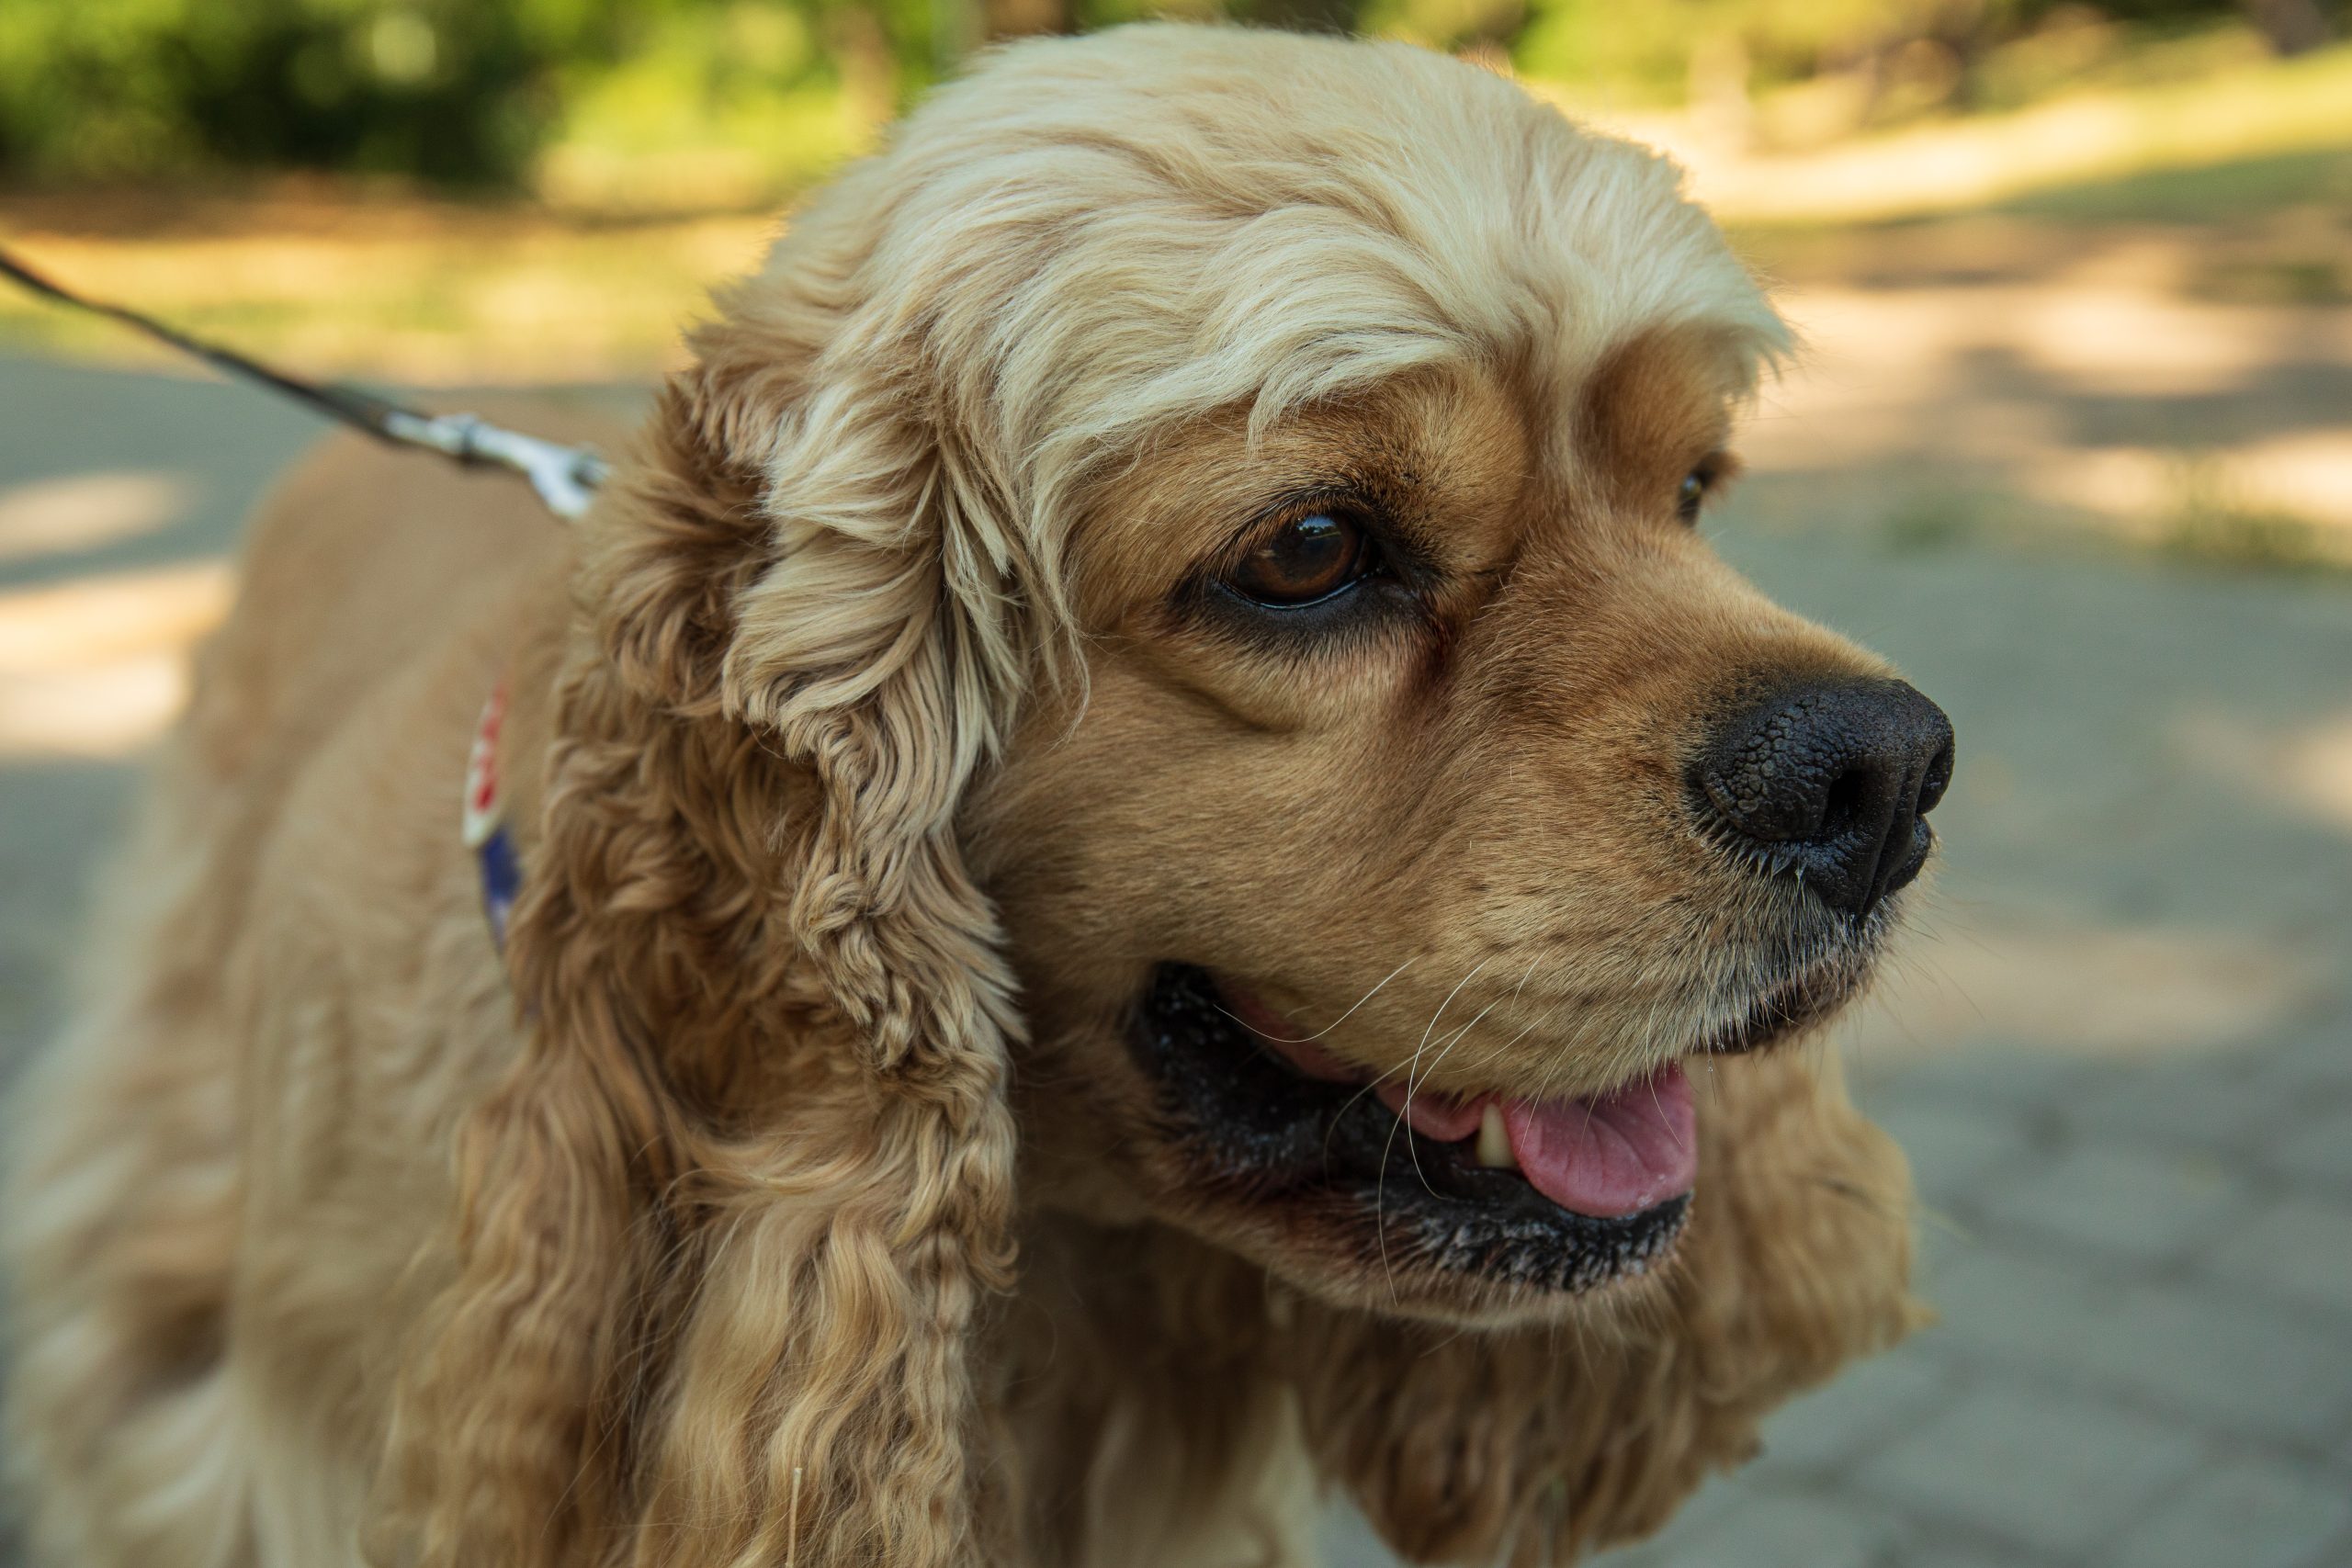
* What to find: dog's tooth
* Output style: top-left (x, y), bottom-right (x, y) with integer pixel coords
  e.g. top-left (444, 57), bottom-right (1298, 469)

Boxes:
top-left (1476, 1103), bottom-right (1515, 1169)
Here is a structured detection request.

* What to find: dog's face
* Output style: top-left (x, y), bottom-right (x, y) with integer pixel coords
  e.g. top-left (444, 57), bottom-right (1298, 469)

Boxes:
top-left (733, 29), bottom-right (1950, 1329)
top-left (979, 337), bottom-right (1948, 1323)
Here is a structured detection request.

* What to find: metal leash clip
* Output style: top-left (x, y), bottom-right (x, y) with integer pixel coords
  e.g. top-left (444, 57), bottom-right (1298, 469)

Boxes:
top-left (380, 410), bottom-right (612, 520)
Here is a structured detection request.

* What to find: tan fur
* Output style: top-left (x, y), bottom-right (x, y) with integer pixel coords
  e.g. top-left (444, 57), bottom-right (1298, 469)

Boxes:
top-left (5, 26), bottom-right (1921, 1568)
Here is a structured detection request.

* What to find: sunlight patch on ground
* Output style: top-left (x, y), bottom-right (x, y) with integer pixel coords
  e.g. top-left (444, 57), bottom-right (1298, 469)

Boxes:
top-left (0, 654), bottom-right (191, 759)
top-left (2009, 288), bottom-right (2349, 393)
top-left (1565, 41), bottom-right (2352, 225)
top-left (1761, 281), bottom-right (2341, 440)
top-left (0, 214), bottom-right (771, 384)
top-left (2280, 717), bottom-right (2352, 831)
top-left (1848, 912), bottom-right (2311, 1060)
top-left (0, 562), bottom-right (230, 757)
top-left (2023, 437), bottom-right (2352, 544)
top-left (0, 470), bottom-right (193, 564)
top-left (1739, 268), bottom-right (2352, 564)
top-left (2174, 708), bottom-right (2352, 836)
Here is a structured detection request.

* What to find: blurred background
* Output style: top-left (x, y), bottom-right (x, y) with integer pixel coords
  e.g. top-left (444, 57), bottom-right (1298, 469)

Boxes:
top-left (2, 4), bottom-right (2348, 1567)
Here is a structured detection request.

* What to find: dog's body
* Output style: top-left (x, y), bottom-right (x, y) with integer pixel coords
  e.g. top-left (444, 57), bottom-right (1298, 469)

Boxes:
top-left (6, 28), bottom-right (1938, 1568)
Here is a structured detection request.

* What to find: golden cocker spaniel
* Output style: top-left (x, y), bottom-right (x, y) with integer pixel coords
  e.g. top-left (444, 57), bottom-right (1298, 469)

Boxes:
top-left (4, 24), bottom-right (1951, 1568)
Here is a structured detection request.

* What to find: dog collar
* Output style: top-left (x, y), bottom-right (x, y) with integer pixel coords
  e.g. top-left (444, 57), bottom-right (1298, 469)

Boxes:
top-left (461, 679), bottom-right (521, 949)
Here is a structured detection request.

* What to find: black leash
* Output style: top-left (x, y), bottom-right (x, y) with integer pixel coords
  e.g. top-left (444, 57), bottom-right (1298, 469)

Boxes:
top-left (0, 240), bottom-right (609, 519)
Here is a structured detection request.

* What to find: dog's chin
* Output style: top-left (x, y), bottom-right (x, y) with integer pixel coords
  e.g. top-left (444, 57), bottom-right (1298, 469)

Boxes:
top-left (1122, 954), bottom-right (1867, 1325)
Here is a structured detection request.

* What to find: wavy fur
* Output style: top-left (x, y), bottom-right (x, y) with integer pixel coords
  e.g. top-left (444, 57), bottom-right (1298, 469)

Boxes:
top-left (5, 26), bottom-right (1918, 1568)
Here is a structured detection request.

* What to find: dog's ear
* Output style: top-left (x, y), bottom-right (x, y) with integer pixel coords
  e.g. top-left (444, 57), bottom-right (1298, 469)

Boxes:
top-left (382, 259), bottom-right (1036, 1568)
top-left (1297, 1051), bottom-right (1919, 1564)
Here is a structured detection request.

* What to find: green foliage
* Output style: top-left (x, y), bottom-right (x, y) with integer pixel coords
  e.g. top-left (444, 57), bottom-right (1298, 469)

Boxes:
top-left (0, 0), bottom-right (960, 187)
top-left (1513, 0), bottom-right (1937, 102)
top-left (535, 4), bottom-right (889, 207)
top-left (0, 0), bottom-right (577, 183)
top-left (0, 0), bottom-right (2333, 189)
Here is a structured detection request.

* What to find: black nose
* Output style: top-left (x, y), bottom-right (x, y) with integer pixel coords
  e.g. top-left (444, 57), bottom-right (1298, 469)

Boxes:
top-left (1689, 678), bottom-right (1954, 918)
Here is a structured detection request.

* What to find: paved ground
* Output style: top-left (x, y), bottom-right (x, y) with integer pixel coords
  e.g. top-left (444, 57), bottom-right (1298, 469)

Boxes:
top-left (3, 309), bottom-right (2349, 1568)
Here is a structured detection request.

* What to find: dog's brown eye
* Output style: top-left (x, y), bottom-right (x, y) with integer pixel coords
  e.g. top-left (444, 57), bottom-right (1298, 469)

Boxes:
top-left (1229, 513), bottom-right (1372, 605)
top-left (1676, 469), bottom-right (1709, 525)
top-left (1677, 452), bottom-right (1734, 525)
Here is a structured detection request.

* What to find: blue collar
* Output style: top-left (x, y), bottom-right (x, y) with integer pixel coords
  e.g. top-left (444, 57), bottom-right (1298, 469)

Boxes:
top-left (461, 681), bottom-right (520, 949)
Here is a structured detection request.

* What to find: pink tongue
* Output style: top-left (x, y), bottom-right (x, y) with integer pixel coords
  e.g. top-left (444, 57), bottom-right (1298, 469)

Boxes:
top-left (1229, 982), bottom-right (1697, 1218)
top-left (1502, 1065), bottom-right (1696, 1217)
top-left (1371, 1065), bottom-right (1695, 1216)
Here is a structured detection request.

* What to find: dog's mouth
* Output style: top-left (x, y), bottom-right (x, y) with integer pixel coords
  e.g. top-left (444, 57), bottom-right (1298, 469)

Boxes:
top-left (1127, 956), bottom-right (1853, 1298)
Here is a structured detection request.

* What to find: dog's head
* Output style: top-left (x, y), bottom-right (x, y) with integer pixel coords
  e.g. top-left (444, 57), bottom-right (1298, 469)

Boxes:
top-left (876, 31), bottom-right (1947, 1325)
top-left (409, 27), bottom-right (1942, 1568)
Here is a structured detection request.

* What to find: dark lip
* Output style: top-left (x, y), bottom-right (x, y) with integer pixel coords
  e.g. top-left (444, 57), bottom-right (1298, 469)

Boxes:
top-left (1694, 943), bottom-right (1870, 1057)
top-left (1128, 964), bottom-right (1693, 1296)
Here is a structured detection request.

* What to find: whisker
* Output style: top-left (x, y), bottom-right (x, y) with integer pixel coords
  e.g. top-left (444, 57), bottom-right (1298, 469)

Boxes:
top-left (1376, 955), bottom-right (1490, 1300)
top-left (1397, 992), bottom-right (1508, 1193)
top-left (1395, 958), bottom-right (1539, 1189)
top-left (1391, 957), bottom-right (1494, 1125)
top-left (1214, 954), bottom-right (1419, 1044)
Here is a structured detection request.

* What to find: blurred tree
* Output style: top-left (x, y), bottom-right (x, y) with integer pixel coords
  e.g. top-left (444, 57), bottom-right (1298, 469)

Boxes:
top-left (0, 0), bottom-right (2334, 188)
top-left (0, 0), bottom-right (607, 184)
top-left (986, 0), bottom-right (1072, 39)
top-left (1246, 0), bottom-right (1368, 32)
top-left (2239, 0), bottom-right (2335, 51)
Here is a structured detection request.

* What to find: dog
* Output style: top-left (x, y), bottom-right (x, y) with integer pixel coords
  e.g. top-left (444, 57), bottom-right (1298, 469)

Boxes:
top-left (3, 24), bottom-right (1950, 1568)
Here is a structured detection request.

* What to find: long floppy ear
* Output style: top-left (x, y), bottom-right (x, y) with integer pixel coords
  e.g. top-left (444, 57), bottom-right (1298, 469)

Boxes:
top-left (1295, 1049), bottom-right (1920, 1565)
top-left (380, 250), bottom-right (1035, 1568)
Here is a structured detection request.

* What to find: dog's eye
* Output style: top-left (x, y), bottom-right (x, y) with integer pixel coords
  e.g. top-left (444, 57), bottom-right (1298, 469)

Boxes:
top-left (1675, 469), bottom-right (1709, 525)
top-left (1228, 513), bottom-right (1374, 606)
top-left (1677, 452), bottom-right (1732, 525)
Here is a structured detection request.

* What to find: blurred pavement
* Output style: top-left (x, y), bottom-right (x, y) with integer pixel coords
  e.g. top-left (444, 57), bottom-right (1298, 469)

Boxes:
top-left (3, 337), bottom-right (2350, 1568)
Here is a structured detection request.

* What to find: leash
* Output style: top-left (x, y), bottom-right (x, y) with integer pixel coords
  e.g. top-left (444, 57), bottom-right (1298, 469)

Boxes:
top-left (0, 240), bottom-right (609, 520)
top-left (1, 237), bottom-right (600, 942)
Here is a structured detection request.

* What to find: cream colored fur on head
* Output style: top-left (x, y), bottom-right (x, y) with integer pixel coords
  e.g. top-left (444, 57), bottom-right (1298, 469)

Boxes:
top-left (2, 24), bottom-right (1918, 1568)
